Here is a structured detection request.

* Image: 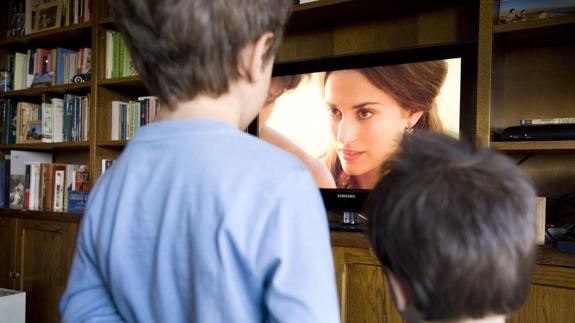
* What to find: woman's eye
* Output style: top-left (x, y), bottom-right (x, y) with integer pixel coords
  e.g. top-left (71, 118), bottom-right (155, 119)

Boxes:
top-left (358, 109), bottom-right (373, 119)
top-left (328, 108), bottom-right (341, 118)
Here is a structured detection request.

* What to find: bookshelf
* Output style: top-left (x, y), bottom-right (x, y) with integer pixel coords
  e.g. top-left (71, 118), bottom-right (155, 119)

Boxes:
top-left (0, 0), bottom-right (573, 322)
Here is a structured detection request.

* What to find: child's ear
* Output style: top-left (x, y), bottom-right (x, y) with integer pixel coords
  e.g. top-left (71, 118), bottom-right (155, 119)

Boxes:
top-left (238, 32), bottom-right (275, 83)
top-left (384, 268), bottom-right (423, 323)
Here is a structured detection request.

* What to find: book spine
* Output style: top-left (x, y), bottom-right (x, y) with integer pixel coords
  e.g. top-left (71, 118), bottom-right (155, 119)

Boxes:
top-left (520, 118), bottom-right (575, 126)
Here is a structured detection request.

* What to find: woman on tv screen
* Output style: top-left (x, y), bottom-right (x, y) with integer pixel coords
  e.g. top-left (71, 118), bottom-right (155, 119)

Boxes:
top-left (322, 61), bottom-right (448, 189)
top-left (260, 59), bottom-right (457, 190)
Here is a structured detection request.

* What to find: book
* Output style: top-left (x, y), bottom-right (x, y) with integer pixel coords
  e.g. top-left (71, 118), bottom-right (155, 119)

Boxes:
top-left (53, 169), bottom-right (65, 211)
top-left (9, 150), bottom-right (52, 209)
top-left (520, 117), bottom-right (575, 126)
top-left (67, 190), bottom-right (88, 212)
top-left (101, 159), bottom-right (114, 175)
top-left (41, 101), bottom-right (53, 142)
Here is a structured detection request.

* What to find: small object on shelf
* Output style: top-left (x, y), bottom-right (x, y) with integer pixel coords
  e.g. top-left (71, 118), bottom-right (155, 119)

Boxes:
top-left (23, 120), bottom-right (43, 143)
top-left (557, 241), bottom-right (575, 254)
top-left (72, 73), bottom-right (90, 83)
top-left (0, 69), bottom-right (12, 92)
top-left (499, 124), bottom-right (575, 141)
top-left (521, 117), bottom-right (575, 126)
top-left (33, 1), bottom-right (62, 33)
top-left (496, 0), bottom-right (575, 24)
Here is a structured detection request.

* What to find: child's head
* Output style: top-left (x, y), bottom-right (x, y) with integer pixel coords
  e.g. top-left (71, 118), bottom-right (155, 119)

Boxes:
top-left (368, 132), bottom-right (537, 322)
top-left (109, 0), bottom-right (293, 109)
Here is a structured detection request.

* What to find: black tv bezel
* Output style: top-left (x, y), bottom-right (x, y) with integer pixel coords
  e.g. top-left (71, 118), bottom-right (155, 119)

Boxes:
top-left (248, 43), bottom-right (478, 215)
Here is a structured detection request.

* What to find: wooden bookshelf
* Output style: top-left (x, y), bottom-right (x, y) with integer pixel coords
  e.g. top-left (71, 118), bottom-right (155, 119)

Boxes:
top-left (0, 82), bottom-right (91, 99)
top-left (0, 22), bottom-right (92, 52)
top-left (97, 140), bottom-right (128, 148)
top-left (0, 1), bottom-right (572, 322)
top-left (0, 142), bottom-right (90, 151)
top-left (493, 14), bottom-right (575, 49)
top-left (0, 208), bottom-right (82, 223)
top-left (492, 140), bottom-right (575, 154)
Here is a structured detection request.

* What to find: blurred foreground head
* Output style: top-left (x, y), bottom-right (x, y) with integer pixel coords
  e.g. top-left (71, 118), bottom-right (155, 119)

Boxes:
top-left (368, 131), bottom-right (537, 322)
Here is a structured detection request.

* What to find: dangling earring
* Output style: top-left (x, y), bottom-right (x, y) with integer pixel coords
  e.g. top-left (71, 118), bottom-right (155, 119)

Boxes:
top-left (404, 125), bottom-right (414, 136)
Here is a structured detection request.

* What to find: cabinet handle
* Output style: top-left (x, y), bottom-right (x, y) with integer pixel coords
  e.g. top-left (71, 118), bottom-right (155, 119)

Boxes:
top-left (9, 272), bottom-right (20, 279)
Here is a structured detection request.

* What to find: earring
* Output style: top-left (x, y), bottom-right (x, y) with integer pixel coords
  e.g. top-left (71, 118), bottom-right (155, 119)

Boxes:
top-left (404, 125), bottom-right (414, 136)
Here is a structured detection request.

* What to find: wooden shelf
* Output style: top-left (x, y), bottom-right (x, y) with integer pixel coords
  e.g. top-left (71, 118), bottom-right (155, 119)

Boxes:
top-left (98, 76), bottom-right (146, 92)
top-left (0, 22), bottom-right (93, 52)
top-left (493, 14), bottom-right (575, 49)
top-left (492, 140), bottom-right (575, 153)
top-left (97, 140), bottom-right (128, 148)
top-left (287, 0), bottom-right (462, 32)
top-left (331, 231), bottom-right (575, 268)
top-left (98, 16), bottom-right (116, 28)
top-left (0, 142), bottom-right (90, 151)
top-left (0, 82), bottom-right (91, 99)
top-left (537, 246), bottom-right (575, 269)
top-left (0, 208), bottom-right (82, 223)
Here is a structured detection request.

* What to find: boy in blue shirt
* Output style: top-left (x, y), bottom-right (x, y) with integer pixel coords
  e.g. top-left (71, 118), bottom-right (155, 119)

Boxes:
top-left (60, 0), bottom-right (340, 322)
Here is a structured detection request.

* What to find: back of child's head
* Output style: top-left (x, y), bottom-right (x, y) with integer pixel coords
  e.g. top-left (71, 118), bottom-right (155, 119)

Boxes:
top-left (108, 0), bottom-right (293, 108)
top-left (368, 131), bottom-right (537, 321)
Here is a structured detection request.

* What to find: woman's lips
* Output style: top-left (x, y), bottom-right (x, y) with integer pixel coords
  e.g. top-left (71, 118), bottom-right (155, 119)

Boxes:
top-left (339, 149), bottom-right (364, 161)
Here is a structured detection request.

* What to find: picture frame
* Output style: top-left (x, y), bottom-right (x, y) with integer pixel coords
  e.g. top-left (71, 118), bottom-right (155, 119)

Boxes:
top-left (33, 1), bottom-right (62, 33)
top-left (24, 120), bottom-right (43, 143)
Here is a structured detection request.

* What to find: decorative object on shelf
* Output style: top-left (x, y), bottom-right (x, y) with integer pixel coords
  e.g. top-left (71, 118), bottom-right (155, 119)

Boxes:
top-left (33, 1), bottom-right (63, 33)
top-left (72, 73), bottom-right (90, 83)
top-left (24, 120), bottom-right (43, 143)
top-left (0, 69), bottom-right (12, 92)
top-left (496, 0), bottom-right (575, 24)
top-left (31, 72), bottom-right (54, 87)
top-left (7, 0), bottom-right (25, 38)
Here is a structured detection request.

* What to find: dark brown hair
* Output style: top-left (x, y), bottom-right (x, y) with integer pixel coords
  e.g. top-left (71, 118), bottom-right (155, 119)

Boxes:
top-left (324, 61), bottom-right (448, 188)
top-left (368, 132), bottom-right (537, 321)
top-left (109, 0), bottom-right (293, 109)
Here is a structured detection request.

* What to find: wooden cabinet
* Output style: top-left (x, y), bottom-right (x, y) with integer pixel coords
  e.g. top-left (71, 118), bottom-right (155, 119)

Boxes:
top-left (332, 232), bottom-right (404, 323)
top-left (0, 215), bottom-right (78, 323)
top-left (0, 217), bottom-right (15, 289)
top-left (332, 232), bottom-right (575, 323)
top-left (508, 264), bottom-right (575, 323)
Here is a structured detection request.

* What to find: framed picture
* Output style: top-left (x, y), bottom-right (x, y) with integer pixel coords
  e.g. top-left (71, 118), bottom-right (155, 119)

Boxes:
top-left (33, 1), bottom-right (62, 33)
top-left (24, 120), bottom-right (43, 143)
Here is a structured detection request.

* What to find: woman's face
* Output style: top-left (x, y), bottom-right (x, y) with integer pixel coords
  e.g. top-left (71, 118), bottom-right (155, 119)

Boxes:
top-left (324, 70), bottom-right (421, 186)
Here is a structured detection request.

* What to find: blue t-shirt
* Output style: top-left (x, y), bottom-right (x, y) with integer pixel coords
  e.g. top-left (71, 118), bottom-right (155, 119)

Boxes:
top-left (60, 119), bottom-right (340, 323)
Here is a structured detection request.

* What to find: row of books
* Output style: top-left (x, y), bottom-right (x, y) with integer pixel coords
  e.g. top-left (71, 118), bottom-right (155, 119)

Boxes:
top-left (0, 150), bottom-right (89, 212)
top-left (105, 30), bottom-right (137, 79)
top-left (7, 0), bottom-right (92, 38)
top-left (0, 94), bottom-right (90, 144)
top-left (111, 97), bottom-right (160, 140)
top-left (0, 48), bottom-right (91, 91)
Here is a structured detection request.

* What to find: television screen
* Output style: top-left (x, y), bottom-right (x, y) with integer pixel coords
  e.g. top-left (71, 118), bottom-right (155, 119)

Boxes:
top-left (252, 44), bottom-right (476, 218)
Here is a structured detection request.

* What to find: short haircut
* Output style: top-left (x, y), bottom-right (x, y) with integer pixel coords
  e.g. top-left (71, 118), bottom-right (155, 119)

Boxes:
top-left (109, 0), bottom-right (293, 108)
top-left (368, 131), bottom-right (537, 321)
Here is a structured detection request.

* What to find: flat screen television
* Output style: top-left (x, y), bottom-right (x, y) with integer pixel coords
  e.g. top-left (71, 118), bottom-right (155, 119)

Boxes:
top-left (248, 43), bottom-right (477, 229)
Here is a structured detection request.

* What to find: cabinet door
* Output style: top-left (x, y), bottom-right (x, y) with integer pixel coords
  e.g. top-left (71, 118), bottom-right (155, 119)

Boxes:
top-left (332, 246), bottom-right (405, 323)
top-left (0, 217), bottom-right (16, 289)
top-left (13, 219), bottom-right (78, 323)
top-left (507, 265), bottom-right (575, 323)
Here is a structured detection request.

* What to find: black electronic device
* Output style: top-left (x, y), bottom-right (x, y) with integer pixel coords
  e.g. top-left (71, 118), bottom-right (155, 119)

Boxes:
top-left (248, 43), bottom-right (477, 228)
top-left (500, 124), bottom-right (575, 141)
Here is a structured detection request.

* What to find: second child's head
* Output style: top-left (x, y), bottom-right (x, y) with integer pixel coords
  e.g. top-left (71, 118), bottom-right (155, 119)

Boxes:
top-left (368, 132), bottom-right (537, 323)
top-left (109, 0), bottom-right (293, 126)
